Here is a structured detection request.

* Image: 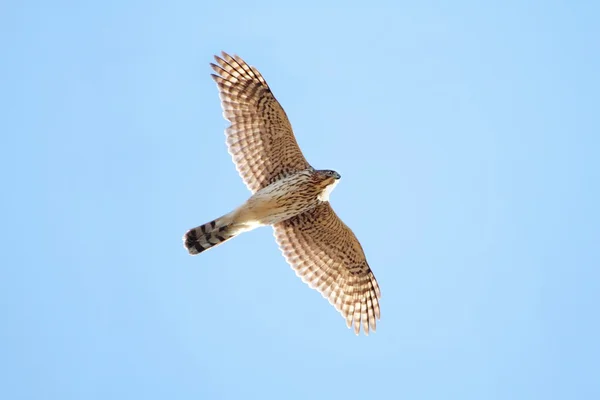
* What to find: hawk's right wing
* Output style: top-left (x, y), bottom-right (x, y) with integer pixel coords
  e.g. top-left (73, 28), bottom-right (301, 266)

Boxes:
top-left (211, 52), bottom-right (311, 193)
top-left (273, 202), bottom-right (381, 335)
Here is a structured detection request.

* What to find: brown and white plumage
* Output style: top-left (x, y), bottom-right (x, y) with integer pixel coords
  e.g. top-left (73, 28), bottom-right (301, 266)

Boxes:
top-left (274, 203), bottom-right (381, 335)
top-left (184, 52), bottom-right (381, 335)
top-left (210, 52), bottom-right (310, 193)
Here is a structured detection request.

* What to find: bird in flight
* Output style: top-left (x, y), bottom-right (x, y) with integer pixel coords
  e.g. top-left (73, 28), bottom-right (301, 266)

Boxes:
top-left (183, 52), bottom-right (381, 334)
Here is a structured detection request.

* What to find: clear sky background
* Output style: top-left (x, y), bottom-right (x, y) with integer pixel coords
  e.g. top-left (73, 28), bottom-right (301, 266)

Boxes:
top-left (1, 1), bottom-right (599, 399)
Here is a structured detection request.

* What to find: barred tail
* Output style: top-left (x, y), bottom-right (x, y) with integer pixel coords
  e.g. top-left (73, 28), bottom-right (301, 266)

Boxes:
top-left (183, 215), bottom-right (238, 255)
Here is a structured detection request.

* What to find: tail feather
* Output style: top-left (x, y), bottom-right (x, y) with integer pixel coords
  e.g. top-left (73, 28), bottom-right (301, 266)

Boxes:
top-left (183, 217), bottom-right (238, 255)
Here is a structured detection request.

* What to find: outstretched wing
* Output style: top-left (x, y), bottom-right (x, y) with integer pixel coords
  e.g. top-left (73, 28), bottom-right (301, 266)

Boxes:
top-left (211, 52), bottom-right (311, 193)
top-left (273, 202), bottom-right (381, 335)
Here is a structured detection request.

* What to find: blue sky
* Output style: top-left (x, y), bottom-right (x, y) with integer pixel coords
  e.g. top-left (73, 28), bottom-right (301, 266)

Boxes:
top-left (1, 1), bottom-right (599, 399)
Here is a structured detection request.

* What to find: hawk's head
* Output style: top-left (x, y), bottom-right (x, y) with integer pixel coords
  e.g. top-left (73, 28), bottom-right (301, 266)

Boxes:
top-left (315, 169), bottom-right (341, 202)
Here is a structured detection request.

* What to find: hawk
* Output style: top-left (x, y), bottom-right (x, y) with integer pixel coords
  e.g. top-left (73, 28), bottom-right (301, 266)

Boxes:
top-left (183, 52), bottom-right (381, 335)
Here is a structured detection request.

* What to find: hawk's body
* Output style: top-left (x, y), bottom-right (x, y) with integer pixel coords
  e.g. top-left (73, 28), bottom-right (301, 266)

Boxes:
top-left (183, 52), bottom-right (381, 335)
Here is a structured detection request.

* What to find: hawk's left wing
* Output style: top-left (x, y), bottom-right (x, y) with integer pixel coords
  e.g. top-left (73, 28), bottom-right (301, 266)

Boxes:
top-left (273, 202), bottom-right (381, 335)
